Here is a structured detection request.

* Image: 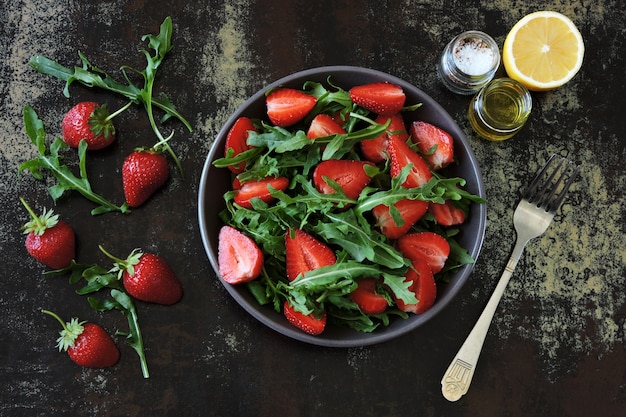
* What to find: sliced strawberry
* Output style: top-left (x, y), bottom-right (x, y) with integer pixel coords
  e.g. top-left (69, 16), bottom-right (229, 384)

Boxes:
top-left (233, 176), bottom-right (289, 208)
top-left (397, 231), bottom-right (450, 274)
top-left (360, 113), bottom-right (408, 163)
top-left (410, 121), bottom-right (454, 170)
top-left (349, 82), bottom-right (406, 116)
top-left (266, 88), bottom-right (317, 127)
top-left (388, 135), bottom-right (433, 188)
top-left (429, 201), bottom-right (466, 226)
top-left (307, 113), bottom-right (346, 139)
top-left (313, 159), bottom-right (374, 200)
top-left (349, 278), bottom-right (389, 314)
top-left (395, 258), bottom-right (437, 314)
top-left (218, 225), bottom-right (264, 284)
top-left (331, 110), bottom-right (348, 127)
top-left (224, 117), bottom-right (257, 173)
top-left (283, 301), bottom-right (327, 335)
top-left (372, 198), bottom-right (428, 239)
top-left (285, 229), bottom-right (336, 281)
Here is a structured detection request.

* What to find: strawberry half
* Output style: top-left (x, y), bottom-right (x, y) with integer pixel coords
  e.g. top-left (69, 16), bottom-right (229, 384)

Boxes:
top-left (394, 258), bottom-right (437, 314)
top-left (21, 198), bottom-right (75, 269)
top-left (429, 201), bottom-right (466, 226)
top-left (233, 176), bottom-right (289, 208)
top-left (410, 121), bottom-right (454, 170)
top-left (285, 229), bottom-right (336, 281)
top-left (372, 198), bottom-right (428, 239)
top-left (313, 159), bottom-right (374, 200)
top-left (62, 102), bottom-right (116, 150)
top-left (349, 278), bottom-right (389, 314)
top-left (43, 310), bottom-right (120, 368)
top-left (224, 116), bottom-right (257, 173)
top-left (307, 113), bottom-right (346, 139)
top-left (360, 113), bottom-right (408, 163)
top-left (122, 149), bottom-right (169, 207)
top-left (388, 135), bottom-right (432, 188)
top-left (397, 231), bottom-right (450, 274)
top-left (266, 88), bottom-right (317, 127)
top-left (218, 225), bottom-right (264, 284)
top-left (349, 82), bottom-right (406, 116)
top-left (283, 301), bottom-right (327, 335)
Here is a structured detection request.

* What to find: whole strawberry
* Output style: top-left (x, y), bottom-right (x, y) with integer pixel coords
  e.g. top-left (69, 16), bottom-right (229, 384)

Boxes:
top-left (20, 198), bottom-right (75, 269)
top-left (42, 310), bottom-right (120, 368)
top-left (101, 246), bottom-right (183, 305)
top-left (62, 101), bottom-right (118, 150)
top-left (122, 149), bottom-right (169, 207)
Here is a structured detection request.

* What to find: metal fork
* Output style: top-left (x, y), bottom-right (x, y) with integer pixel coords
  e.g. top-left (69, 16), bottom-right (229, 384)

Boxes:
top-left (441, 154), bottom-right (580, 402)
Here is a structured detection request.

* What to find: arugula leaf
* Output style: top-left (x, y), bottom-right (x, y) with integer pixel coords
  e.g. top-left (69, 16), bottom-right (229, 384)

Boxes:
top-left (19, 106), bottom-right (129, 215)
top-left (29, 16), bottom-right (190, 176)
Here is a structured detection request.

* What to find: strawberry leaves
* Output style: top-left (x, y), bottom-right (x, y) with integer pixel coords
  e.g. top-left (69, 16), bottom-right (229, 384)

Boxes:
top-left (19, 106), bottom-right (129, 215)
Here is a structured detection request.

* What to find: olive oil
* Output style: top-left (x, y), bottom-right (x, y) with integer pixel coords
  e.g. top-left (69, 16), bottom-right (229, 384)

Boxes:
top-left (468, 78), bottom-right (532, 141)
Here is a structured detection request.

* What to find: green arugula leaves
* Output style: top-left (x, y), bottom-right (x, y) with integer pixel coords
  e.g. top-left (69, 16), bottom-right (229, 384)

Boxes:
top-left (29, 16), bottom-right (190, 176)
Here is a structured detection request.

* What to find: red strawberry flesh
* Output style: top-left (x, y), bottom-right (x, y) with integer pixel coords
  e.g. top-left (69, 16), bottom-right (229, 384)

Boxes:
top-left (285, 229), bottom-right (336, 281)
top-left (360, 113), bottom-right (408, 163)
top-left (397, 231), bottom-right (450, 274)
top-left (224, 116), bottom-right (257, 173)
top-left (410, 121), bottom-right (454, 170)
top-left (388, 135), bottom-right (433, 188)
top-left (373, 198), bottom-right (428, 239)
top-left (429, 201), bottom-right (466, 226)
top-left (307, 113), bottom-right (346, 139)
top-left (350, 278), bottom-right (389, 314)
top-left (349, 82), bottom-right (406, 116)
top-left (218, 225), bottom-right (264, 284)
top-left (395, 258), bottom-right (437, 314)
top-left (313, 159), bottom-right (374, 200)
top-left (233, 176), bottom-right (289, 208)
top-left (266, 88), bottom-right (317, 127)
top-left (283, 301), bottom-right (327, 335)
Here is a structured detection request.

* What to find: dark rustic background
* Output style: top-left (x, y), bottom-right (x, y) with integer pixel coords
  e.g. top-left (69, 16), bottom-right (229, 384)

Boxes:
top-left (1, 1), bottom-right (624, 416)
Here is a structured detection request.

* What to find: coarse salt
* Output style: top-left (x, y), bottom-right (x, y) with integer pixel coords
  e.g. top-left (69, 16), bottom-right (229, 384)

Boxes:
top-left (453, 38), bottom-right (495, 76)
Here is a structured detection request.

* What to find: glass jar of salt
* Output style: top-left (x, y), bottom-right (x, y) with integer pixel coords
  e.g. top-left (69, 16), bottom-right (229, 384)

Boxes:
top-left (438, 31), bottom-right (500, 95)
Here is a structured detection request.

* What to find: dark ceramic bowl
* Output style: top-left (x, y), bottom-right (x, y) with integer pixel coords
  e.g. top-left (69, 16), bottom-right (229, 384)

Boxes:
top-left (198, 66), bottom-right (486, 347)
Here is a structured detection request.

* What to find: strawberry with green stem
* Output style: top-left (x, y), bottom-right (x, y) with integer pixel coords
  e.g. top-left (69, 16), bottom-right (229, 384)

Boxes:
top-left (122, 135), bottom-right (173, 207)
top-left (47, 261), bottom-right (150, 378)
top-left (20, 197), bottom-right (75, 269)
top-left (42, 309), bottom-right (120, 368)
top-left (62, 101), bottom-right (132, 150)
top-left (100, 246), bottom-right (183, 305)
top-left (19, 106), bottom-right (129, 215)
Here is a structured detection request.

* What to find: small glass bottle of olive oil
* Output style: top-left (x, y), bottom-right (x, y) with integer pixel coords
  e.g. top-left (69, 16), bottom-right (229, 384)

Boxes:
top-left (468, 78), bottom-right (532, 141)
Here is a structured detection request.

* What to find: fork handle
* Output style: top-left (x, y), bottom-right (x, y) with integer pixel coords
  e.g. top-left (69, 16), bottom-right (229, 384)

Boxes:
top-left (441, 238), bottom-right (528, 401)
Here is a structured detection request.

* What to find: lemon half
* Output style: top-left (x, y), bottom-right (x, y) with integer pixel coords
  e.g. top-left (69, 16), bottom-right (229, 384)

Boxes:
top-left (503, 11), bottom-right (585, 91)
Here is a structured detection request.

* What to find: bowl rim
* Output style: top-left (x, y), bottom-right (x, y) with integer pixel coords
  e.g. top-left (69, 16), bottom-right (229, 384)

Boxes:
top-left (198, 65), bottom-right (486, 347)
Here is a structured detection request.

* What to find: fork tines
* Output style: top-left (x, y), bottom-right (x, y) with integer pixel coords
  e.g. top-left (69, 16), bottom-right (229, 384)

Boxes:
top-left (523, 154), bottom-right (580, 213)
